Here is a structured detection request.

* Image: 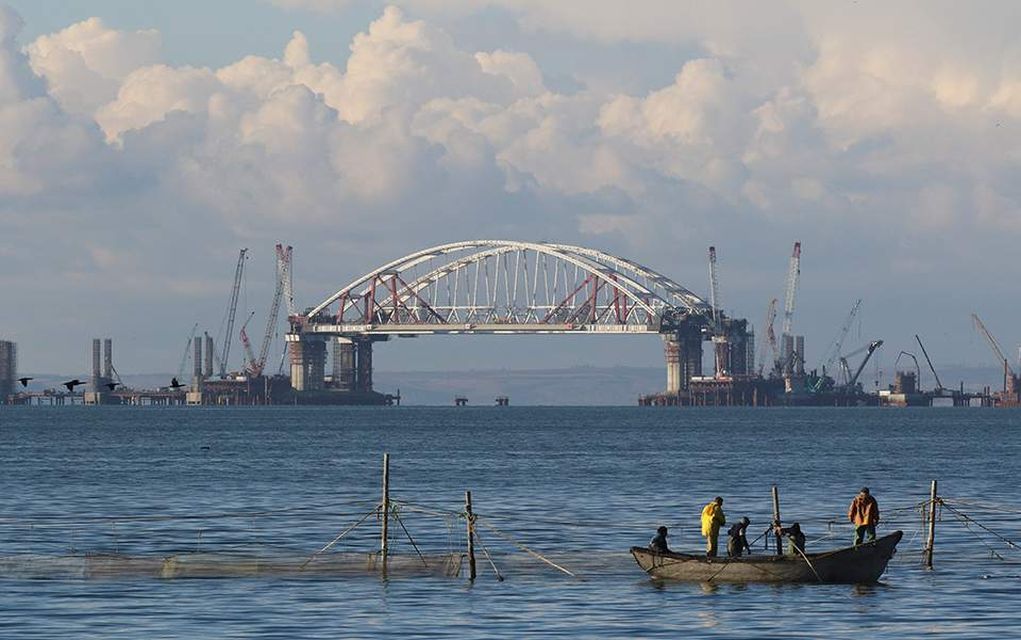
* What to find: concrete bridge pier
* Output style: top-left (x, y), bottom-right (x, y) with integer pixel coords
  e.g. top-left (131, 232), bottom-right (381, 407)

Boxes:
top-left (332, 338), bottom-right (356, 391)
top-left (355, 339), bottom-right (373, 392)
top-left (663, 328), bottom-right (703, 394)
top-left (289, 336), bottom-right (327, 391)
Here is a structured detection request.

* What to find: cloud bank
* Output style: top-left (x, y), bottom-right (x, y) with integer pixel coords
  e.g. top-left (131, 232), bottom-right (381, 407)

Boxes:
top-left (1, 2), bottom-right (1019, 372)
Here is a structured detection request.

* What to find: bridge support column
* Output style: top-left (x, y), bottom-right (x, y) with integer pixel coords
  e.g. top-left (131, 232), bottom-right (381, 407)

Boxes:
top-left (332, 338), bottom-right (356, 391)
top-left (355, 339), bottom-right (373, 393)
top-left (663, 327), bottom-right (703, 394)
top-left (289, 336), bottom-right (326, 391)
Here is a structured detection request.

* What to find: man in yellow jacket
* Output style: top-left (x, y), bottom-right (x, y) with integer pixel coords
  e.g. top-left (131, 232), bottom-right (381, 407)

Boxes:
top-left (701, 496), bottom-right (726, 557)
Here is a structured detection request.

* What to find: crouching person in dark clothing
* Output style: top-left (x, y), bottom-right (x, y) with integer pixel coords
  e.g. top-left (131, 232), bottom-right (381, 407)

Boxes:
top-left (649, 526), bottom-right (671, 554)
top-left (726, 517), bottom-right (752, 557)
top-left (776, 522), bottom-right (806, 556)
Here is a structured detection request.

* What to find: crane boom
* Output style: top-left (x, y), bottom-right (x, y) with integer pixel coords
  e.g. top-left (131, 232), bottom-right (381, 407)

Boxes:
top-left (972, 313), bottom-right (1014, 375)
top-left (253, 244), bottom-right (290, 376)
top-left (219, 248), bottom-right (248, 377)
top-left (849, 340), bottom-right (883, 388)
top-left (177, 323), bottom-right (198, 381)
top-left (757, 298), bottom-right (778, 375)
top-left (240, 312), bottom-right (257, 375)
top-left (781, 241), bottom-right (801, 336)
top-left (707, 246), bottom-right (721, 329)
top-left (281, 245), bottom-right (296, 318)
top-left (821, 299), bottom-right (862, 371)
top-left (915, 334), bottom-right (943, 392)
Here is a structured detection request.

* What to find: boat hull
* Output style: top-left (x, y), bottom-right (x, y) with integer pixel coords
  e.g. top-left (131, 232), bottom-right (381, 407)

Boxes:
top-left (631, 530), bottom-right (902, 584)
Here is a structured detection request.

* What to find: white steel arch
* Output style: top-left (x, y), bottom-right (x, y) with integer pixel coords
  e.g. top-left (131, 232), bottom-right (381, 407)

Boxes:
top-left (303, 240), bottom-right (711, 335)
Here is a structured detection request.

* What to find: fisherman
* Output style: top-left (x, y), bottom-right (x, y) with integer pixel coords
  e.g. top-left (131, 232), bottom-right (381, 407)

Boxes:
top-left (649, 526), bottom-right (671, 554)
top-left (848, 487), bottom-right (880, 546)
top-left (701, 496), bottom-right (726, 557)
top-left (776, 522), bottom-right (806, 556)
top-left (726, 516), bottom-right (752, 557)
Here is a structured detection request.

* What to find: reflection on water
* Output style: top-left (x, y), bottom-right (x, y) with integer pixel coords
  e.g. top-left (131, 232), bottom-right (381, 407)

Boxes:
top-left (1, 406), bottom-right (1020, 638)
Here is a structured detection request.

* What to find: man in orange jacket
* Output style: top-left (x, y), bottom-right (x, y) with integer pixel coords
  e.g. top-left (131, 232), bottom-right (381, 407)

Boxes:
top-left (848, 487), bottom-right (880, 545)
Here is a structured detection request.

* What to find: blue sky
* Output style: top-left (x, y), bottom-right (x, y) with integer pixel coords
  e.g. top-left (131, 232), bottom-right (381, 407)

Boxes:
top-left (0, 1), bottom-right (1019, 381)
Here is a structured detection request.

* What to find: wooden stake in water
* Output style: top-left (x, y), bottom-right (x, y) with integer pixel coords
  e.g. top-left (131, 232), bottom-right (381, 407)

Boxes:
top-left (381, 453), bottom-right (390, 569)
top-left (925, 479), bottom-right (938, 569)
top-left (465, 490), bottom-right (477, 581)
top-left (772, 485), bottom-right (783, 556)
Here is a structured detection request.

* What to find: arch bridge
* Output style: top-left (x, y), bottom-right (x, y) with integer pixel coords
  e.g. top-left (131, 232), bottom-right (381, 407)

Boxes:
top-left (286, 241), bottom-right (752, 397)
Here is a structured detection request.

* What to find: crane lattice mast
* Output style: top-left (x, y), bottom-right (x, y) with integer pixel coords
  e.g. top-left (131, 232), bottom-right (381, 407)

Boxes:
top-left (781, 241), bottom-right (801, 337)
top-left (219, 248), bottom-right (248, 377)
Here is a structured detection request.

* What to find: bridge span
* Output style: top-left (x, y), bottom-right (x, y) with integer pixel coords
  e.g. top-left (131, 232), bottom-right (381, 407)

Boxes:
top-left (286, 241), bottom-right (753, 399)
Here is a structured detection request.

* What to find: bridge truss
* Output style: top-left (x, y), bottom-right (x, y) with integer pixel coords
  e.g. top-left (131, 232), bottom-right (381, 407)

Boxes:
top-left (300, 241), bottom-right (713, 336)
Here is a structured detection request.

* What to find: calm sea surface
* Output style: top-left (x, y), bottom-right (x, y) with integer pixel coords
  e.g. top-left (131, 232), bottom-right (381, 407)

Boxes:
top-left (1, 406), bottom-right (1020, 638)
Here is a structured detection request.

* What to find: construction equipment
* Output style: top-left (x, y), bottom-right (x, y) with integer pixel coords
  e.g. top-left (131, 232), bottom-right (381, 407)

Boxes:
top-left (972, 313), bottom-right (1016, 394)
top-left (252, 245), bottom-right (290, 377)
top-left (972, 313), bottom-right (1014, 375)
top-left (176, 323), bottom-right (199, 382)
top-left (915, 334), bottom-right (944, 393)
top-left (895, 351), bottom-right (921, 388)
top-left (240, 311), bottom-right (258, 375)
top-left (781, 242), bottom-right (801, 337)
top-left (757, 298), bottom-right (779, 376)
top-left (838, 340), bottom-right (883, 389)
top-left (707, 246), bottom-right (721, 330)
top-left (280, 244), bottom-right (295, 318)
top-left (707, 246), bottom-right (728, 377)
top-left (820, 299), bottom-right (862, 373)
top-left (218, 248), bottom-right (248, 378)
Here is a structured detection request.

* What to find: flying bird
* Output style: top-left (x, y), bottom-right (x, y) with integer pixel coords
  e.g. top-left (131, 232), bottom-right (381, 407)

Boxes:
top-left (169, 377), bottom-right (185, 390)
top-left (17, 377), bottom-right (32, 387)
top-left (63, 379), bottom-right (85, 392)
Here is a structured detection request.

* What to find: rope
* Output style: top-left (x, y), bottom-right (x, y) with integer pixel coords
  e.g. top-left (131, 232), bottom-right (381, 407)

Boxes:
top-left (941, 502), bottom-right (1019, 556)
top-left (470, 526), bottom-right (504, 581)
top-left (394, 512), bottom-right (429, 567)
top-left (474, 518), bottom-right (579, 579)
top-left (300, 506), bottom-right (379, 569)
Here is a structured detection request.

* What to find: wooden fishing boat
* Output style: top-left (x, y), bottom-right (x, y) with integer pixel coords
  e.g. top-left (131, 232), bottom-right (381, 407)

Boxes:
top-left (630, 530), bottom-right (902, 584)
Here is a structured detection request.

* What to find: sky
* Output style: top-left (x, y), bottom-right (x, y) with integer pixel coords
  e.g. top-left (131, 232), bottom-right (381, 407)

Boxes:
top-left (0, 0), bottom-right (1019, 379)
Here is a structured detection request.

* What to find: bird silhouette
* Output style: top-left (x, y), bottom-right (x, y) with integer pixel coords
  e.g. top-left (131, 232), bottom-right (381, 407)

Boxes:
top-left (105, 382), bottom-right (120, 391)
top-left (169, 377), bottom-right (185, 390)
top-left (63, 379), bottom-right (85, 392)
top-left (17, 377), bottom-right (32, 387)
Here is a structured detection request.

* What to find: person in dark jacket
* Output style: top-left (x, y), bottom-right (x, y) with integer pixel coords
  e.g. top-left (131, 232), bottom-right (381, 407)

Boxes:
top-left (649, 526), bottom-right (671, 554)
top-left (726, 517), bottom-right (752, 557)
top-left (776, 522), bottom-right (806, 556)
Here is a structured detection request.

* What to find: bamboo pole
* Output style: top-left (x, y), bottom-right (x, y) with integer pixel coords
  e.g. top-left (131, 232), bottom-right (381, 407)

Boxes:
top-left (925, 479), bottom-right (937, 569)
top-left (380, 453), bottom-right (390, 570)
top-left (465, 490), bottom-right (477, 581)
top-left (772, 485), bottom-right (782, 556)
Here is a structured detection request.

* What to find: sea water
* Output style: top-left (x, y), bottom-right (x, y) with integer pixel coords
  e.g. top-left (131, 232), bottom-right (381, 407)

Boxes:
top-left (1, 406), bottom-right (1020, 638)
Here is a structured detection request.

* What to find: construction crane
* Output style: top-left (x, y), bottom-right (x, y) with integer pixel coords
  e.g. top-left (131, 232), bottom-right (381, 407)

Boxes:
top-left (972, 313), bottom-right (1014, 375)
top-left (219, 248), bottom-right (248, 378)
top-left (757, 298), bottom-right (778, 376)
top-left (707, 246), bottom-right (728, 377)
top-left (820, 299), bottom-right (862, 373)
top-left (707, 246), bottom-right (721, 329)
top-left (176, 323), bottom-right (199, 381)
top-left (249, 244), bottom-right (290, 378)
top-left (781, 241), bottom-right (801, 337)
top-left (915, 334), bottom-right (944, 393)
top-left (240, 311), bottom-right (258, 375)
top-left (839, 340), bottom-right (883, 389)
top-left (280, 244), bottom-right (295, 318)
